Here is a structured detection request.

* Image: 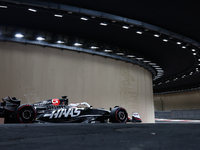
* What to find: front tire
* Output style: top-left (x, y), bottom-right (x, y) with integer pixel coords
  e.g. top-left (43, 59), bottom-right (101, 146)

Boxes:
top-left (109, 107), bottom-right (128, 123)
top-left (14, 104), bottom-right (36, 123)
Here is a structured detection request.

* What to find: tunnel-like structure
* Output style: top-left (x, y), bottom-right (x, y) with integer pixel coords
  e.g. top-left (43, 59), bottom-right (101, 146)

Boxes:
top-left (0, 42), bottom-right (154, 123)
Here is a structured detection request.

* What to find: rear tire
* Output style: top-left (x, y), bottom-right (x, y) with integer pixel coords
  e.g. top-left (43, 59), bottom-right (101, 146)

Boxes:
top-left (109, 107), bottom-right (128, 123)
top-left (14, 104), bottom-right (36, 123)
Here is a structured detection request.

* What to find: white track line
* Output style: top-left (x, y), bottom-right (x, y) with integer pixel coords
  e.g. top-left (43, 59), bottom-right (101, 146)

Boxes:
top-left (155, 118), bottom-right (200, 122)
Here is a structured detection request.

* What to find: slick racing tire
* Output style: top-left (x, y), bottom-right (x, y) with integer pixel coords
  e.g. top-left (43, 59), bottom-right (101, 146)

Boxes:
top-left (14, 104), bottom-right (36, 123)
top-left (109, 107), bottom-right (128, 123)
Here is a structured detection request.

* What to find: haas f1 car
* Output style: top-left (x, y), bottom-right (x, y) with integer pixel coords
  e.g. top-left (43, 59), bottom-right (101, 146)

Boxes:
top-left (0, 96), bottom-right (140, 124)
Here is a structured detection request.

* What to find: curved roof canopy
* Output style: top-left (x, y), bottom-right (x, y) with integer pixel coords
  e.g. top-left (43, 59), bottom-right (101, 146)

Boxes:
top-left (0, 0), bottom-right (200, 94)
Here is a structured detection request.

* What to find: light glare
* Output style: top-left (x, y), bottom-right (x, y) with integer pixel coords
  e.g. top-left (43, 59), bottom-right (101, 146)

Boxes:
top-left (28, 8), bottom-right (37, 12)
top-left (36, 37), bottom-right (45, 41)
top-left (15, 33), bottom-right (24, 38)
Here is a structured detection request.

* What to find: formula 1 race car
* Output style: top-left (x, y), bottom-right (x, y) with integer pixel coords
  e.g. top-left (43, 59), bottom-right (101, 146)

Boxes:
top-left (0, 96), bottom-right (129, 124)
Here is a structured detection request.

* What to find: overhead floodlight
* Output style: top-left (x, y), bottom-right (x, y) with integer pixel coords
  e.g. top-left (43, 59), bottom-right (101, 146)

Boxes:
top-left (122, 25), bottom-right (129, 29)
top-left (154, 34), bottom-right (160, 37)
top-left (74, 43), bottom-right (82, 46)
top-left (54, 13), bottom-right (63, 18)
top-left (91, 46), bottom-right (99, 49)
top-left (143, 60), bottom-right (151, 63)
top-left (100, 22), bottom-right (108, 26)
top-left (192, 49), bottom-right (196, 52)
top-left (163, 39), bottom-right (168, 42)
top-left (193, 53), bottom-right (197, 55)
top-left (182, 46), bottom-right (186, 49)
top-left (116, 53), bottom-right (124, 56)
top-left (182, 75), bottom-right (186, 78)
top-left (15, 33), bottom-right (24, 38)
top-left (126, 55), bottom-right (135, 58)
top-left (57, 40), bottom-right (65, 44)
top-left (36, 36), bottom-right (45, 41)
top-left (104, 49), bottom-right (112, 52)
top-left (136, 58), bottom-right (144, 60)
top-left (0, 4), bottom-right (7, 8)
top-left (177, 42), bottom-right (181, 45)
top-left (28, 8), bottom-right (37, 12)
top-left (149, 63), bottom-right (156, 65)
top-left (80, 17), bottom-right (89, 21)
top-left (136, 31), bottom-right (142, 34)
top-left (155, 67), bottom-right (162, 70)
top-left (198, 59), bottom-right (200, 61)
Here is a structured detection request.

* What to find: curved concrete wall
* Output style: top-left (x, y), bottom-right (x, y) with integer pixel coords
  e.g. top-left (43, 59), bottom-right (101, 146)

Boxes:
top-left (0, 42), bottom-right (154, 123)
top-left (154, 90), bottom-right (200, 111)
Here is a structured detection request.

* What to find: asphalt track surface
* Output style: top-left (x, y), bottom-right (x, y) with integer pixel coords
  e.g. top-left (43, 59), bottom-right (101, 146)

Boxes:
top-left (1, 123), bottom-right (200, 150)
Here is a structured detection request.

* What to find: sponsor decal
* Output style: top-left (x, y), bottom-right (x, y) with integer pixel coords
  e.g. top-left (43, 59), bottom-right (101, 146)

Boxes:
top-left (44, 108), bottom-right (81, 119)
top-left (52, 99), bottom-right (60, 106)
top-left (34, 101), bottom-right (51, 106)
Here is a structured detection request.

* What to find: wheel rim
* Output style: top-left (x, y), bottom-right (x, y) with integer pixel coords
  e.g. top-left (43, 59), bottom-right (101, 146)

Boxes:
top-left (118, 111), bottom-right (126, 120)
top-left (22, 110), bottom-right (32, 119)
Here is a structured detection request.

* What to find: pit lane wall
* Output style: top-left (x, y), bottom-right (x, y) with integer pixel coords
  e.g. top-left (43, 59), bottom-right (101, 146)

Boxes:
top-left (0, 42), bottom-right (154, 123)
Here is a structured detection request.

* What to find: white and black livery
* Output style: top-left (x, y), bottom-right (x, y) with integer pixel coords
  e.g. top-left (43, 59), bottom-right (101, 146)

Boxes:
top-left (0, 96), bottom-right (129, 124)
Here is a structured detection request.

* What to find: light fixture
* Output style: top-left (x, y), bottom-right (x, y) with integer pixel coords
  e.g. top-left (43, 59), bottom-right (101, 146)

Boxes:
top-left (126, 55), bottom-right (135, 58)
top-left (57, 40), bottom-right (65, 44)
top-left (54, 13), bottom-right (63, 18)
top-left (163, 39), bottom-right (168, 42)
top-left (0, 4), bottom-right (7, 8)
top-left (136, 31), bottom-right (143, 34)
top-left (122, 25), bottom-right (129, 29)
top-left (182, 46), bottom-right (186, 49)
top-left (80, 17), bottom-right (89, 21)
top-left (116, 53), bottom-right (124, 56)
top-left (190, 72), bottom-right (193, 75)
top-left (100, 22), bottom-right (108, 26)
top-left (36, 36), bottom-right (45, 41)
top-left (177, 42), bottom-right (181, 45)
top-left (193, 53), bottom-right (197, 55)
top-left (28, 8), bottom-right (37, 12)
top-left (136, 58), bottom-right (144, 60)
top-left (143, 60), bottom-right (151, 63)
top-left (91, 46), bottom-right (99, 49)
top-left (15, 33), bottom-right (24, 38)
top-left (104, 49), bottom-right (112, 52)
top-left (68, 11), bottom-right (73, 14)
top-left (154, 34), bottom-right (160, 37)
top-left (182, 75), bottom-right (186, 78)
top-left (192, 49), bottom-right (196, 52)
top-left (74, 43), bottom-right (82, 46)
top-left (149, 63), bottom-right (156, 65)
